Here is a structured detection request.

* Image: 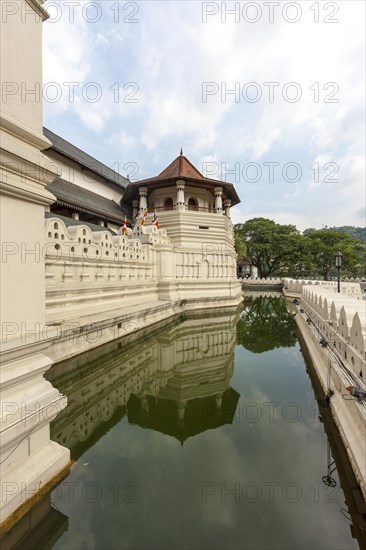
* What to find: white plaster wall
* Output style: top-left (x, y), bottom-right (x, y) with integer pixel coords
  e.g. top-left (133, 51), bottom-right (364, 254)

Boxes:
top-left (0, 0), bottom-right (44, 134)
top-left (45, 150), bottom-right (125, 204)
top-left (0, 196), bottom-right (47, 334)
top-left (44, 216), bottom-right (242, 324)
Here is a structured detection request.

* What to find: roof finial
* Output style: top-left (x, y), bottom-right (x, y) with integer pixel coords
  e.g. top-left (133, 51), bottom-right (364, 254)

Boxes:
top-left (180, 147), bottom-right (183, 156)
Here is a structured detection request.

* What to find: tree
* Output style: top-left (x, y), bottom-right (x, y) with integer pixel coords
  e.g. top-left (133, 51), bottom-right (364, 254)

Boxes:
top-left (304, 226), bottom-right (366, 243)
top-left (234, 218), bottom-right (303, 278)
top-left (237, 296), bottom-right (297, 353)
top-left (304, 229), bottom-right (365, 280)
top-left (234, 231), bottom-right (246, 260)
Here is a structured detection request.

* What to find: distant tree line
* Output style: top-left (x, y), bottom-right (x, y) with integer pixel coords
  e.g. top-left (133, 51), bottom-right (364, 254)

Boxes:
top-left (234, 218), bottom-right (366, 280)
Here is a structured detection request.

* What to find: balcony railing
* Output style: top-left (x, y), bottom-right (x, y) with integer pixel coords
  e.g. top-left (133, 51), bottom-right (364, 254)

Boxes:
top-left (153, 205), bottom-right (219, 213)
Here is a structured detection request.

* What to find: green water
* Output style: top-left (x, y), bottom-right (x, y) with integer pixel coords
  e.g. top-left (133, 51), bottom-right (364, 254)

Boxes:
top-left (18, 296), bottom-right (366, 549)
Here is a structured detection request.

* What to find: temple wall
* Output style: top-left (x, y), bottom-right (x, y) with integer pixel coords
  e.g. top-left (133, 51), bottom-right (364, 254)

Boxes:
top-left (43, 216), bottom-right (242, 362)
top-left (0, 0), bottom-right (71, 530)
top-left (44, 150), bottom-right (125, 205)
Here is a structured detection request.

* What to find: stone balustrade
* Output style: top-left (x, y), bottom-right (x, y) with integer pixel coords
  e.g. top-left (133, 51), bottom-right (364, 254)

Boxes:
top-left (241, 277), bottom-right (283, 285)
top-left (300, 285), bottom-right (366, 381)
top-left (284, 278), bottom-right (363, 299)
top-left (44, 217), bottom-right (241, 324)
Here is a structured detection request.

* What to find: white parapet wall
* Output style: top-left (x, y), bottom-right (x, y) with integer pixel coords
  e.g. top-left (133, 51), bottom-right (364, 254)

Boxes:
top-left (290, 282), bottom-right (366, 500)
top-left (284, 278), bottom-right (363, 299)
top-left (242, 277), bottom-right (283, 285)
top-left (43, 216), bottom-right (242, 363)
top-left (300, 285), bottom-right (366, 380)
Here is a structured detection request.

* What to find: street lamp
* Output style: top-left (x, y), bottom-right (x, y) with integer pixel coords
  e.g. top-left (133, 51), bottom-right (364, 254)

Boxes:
top-left (335, 250), bottom-right (342, 293)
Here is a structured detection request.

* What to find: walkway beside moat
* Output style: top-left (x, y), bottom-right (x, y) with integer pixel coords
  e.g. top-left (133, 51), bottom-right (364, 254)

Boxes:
top-left (283, 279), bottom-right (366, 503)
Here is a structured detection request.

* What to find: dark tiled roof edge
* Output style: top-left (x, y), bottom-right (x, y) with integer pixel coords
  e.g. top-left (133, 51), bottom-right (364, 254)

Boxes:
top-left (47, 178), bottom-right (132, 223)
top-left (44, 127), bottom-right (129, 190)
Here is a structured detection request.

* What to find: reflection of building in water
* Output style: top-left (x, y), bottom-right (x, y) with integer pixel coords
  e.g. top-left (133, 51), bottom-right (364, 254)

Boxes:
top-left (0, 495), bottom-right (68, 550)
top-left (47, 310), bottom-right (240, 456)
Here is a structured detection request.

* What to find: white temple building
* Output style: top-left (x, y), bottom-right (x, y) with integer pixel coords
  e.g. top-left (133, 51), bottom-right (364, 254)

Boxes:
top-left (0, 0), bottom-right (242, 530)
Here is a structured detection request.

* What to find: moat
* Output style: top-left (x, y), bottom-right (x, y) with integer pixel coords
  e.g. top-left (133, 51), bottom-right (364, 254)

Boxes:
top-left (5, 295), bottom-right (365, 549)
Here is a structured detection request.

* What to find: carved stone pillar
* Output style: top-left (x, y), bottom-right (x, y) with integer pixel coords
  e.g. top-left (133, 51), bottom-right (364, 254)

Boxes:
top-left (214, 187), bottom-right (223, 213)
top-left (176, 180), bottom-right (185, 211)
top-left (178, 400), bottom-right (187, 422)
top-left (138, 187), bottom-right (148, 212)
top-left (224, 199), bottom-right (231, 219)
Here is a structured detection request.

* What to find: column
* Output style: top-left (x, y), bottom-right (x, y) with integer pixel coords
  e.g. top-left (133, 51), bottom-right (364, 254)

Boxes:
top-left (176, 179), bottom-right (185, 211)
top-left (0, 0), bottom-right (70, 527)
top-left (138, 187), bottom-right (148, 212)
top-left (215, 393), bottom-right (223, 410)
top-left (214, 187), bottom-right (223, 213)
top-left (223, 199), bottom-right (231, 219)
top-left (177, 400), bottom-right (187, 422)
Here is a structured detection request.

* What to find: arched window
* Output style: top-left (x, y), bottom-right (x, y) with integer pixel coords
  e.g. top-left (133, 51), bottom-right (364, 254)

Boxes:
top-left (188, 197), bottom-right (198, 211)
top-left (164, 197), bottom-right (174, 210)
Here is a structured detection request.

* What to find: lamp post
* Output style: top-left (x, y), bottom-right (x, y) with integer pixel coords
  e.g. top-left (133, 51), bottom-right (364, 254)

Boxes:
top-left (335, 250), bottom-right (342, 293)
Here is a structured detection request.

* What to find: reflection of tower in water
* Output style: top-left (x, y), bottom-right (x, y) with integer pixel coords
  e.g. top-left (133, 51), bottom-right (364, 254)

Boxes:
top-left (47, 309), bottom-right (241, 457)
top-left (1, 311), bottom-right (240, 549)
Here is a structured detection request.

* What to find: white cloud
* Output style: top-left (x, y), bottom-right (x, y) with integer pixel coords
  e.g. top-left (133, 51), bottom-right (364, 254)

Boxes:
top-left (42, 0), bottom-right (365, 228)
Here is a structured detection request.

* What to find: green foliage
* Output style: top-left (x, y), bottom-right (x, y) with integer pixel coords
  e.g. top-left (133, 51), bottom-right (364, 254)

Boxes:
top-left (237, 296), bottom-right (297, 353)
top-left (304, 226), bottom-right (366, 243)
top-left (303, 229), bottom-right (365, 280)
top-left (234, 218), bottom-right (302, 278)
top-left (235, 218), bottom-right (365, 279)
top-left (234, 231), bottom-right (246, 260)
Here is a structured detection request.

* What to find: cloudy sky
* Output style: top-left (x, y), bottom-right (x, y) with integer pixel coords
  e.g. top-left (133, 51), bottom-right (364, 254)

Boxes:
top-left (42, 1), bottom-right (365, 230)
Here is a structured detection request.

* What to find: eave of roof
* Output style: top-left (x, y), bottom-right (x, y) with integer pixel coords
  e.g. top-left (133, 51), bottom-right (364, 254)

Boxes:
top-left (122, 152), bottom-right (241, 206)
top-left (47, 178), bottom-right (131, 223)
top-left (43, 127), bottom-right (129, 190)
top-left (123, 175), bottom-right (241, 206)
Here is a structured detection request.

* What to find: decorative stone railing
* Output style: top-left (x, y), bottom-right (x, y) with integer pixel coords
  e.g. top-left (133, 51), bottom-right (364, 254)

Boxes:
top-left (44, 217), bottom-right (171, 320)
top-left (44, 217), bottom-right (241, 322)
top-left (300, 285), bottom-right (366, 380)
top-left (176, 251), bottom-right (237, 279)
top-left (284, 278), bottom-right (363, 299)
top-left (241, 277), bottom-right (283, 285)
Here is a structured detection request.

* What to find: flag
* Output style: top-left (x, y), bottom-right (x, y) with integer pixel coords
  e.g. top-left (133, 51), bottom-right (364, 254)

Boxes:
top-left (141, 208), bottom-right (148, 226)
top-left (152, 211), bottom-right (159, 229)
top-left (122, 215), bottom-right (127, 235)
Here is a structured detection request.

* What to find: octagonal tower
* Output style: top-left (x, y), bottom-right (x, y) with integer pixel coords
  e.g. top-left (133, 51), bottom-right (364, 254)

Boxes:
top-left (122, 150), bottom-right (240, 251)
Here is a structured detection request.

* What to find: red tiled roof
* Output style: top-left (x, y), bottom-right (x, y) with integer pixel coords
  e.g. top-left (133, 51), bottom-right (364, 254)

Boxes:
top-left (157, 154), bottom-right (204, 180)
top-left (122, 151), bottom-right (241, 207)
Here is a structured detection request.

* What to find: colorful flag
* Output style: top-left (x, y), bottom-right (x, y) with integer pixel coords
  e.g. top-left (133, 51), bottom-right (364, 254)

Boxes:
top-left (122, 215), bottom-right (127, 235)
top-left (152, 211), bottom-right (160, 229)
top-left (141, 208), bottom-right (148, 226)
